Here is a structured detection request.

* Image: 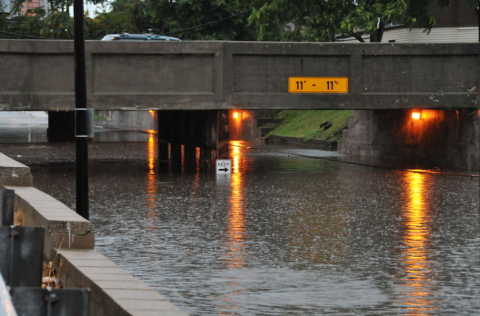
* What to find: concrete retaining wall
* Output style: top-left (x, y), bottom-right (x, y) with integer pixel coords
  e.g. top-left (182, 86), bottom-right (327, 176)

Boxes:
top-left (0, 153), bottom-right (188, 316)
top-left (338, 109), bottom-right (480, 170)
top-left (265, 135), bottom-right (337, 151)
top-left (96, 111), bottom-right (157, 132)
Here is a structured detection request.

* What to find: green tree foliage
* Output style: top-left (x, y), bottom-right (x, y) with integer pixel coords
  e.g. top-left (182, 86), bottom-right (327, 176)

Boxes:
top-left (248, 0), bottom-right (479, 42)
top-left (139, 0), bottom-right (255, 40)
top-left (1, 0), bottom-right (477, 41)
top-left (1, 0), bottom-right (255, 40)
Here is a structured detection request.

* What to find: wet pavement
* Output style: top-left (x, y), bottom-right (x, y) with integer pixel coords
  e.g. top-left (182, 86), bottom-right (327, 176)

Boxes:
top-left (1, 112), bottom-right (480, 315)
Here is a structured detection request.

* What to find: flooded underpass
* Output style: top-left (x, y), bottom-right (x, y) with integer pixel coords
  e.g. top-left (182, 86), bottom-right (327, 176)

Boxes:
top-left (1, 116), bottom-right (479, 315)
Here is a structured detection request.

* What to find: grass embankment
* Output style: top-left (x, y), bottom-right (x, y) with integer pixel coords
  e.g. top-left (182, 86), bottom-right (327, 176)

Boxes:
top-left (265, 110), bottom-right (354, 141)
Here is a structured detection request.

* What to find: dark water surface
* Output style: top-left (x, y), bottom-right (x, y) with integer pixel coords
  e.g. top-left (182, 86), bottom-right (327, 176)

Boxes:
top-left (25, 139), bottom-right (480, 316)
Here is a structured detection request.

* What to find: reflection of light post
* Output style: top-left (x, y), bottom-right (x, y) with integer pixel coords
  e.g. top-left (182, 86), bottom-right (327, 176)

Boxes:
top-left (73, 0), bottom-right (89, 219)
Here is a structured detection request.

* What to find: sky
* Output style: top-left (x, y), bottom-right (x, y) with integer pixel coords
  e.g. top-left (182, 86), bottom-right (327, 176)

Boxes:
top-left (69, 1), bottom-right (112, 18)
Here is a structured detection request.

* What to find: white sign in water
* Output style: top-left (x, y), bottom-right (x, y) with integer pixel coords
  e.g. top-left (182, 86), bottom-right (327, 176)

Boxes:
top-left (216, 159), bottom-right (232, 174)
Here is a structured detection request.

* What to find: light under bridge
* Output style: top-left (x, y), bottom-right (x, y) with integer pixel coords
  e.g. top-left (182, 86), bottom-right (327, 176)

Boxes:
top-left (0, 40), bottom-right (478, 111)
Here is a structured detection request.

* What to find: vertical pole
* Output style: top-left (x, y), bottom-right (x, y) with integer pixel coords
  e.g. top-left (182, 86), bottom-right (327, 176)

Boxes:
top-left (200, 146), bottom-right (212, 171)
top-left (184, 145), bottom-right (197, 172)
top-left (216, 110), bottom-right (229, 159)
top-left (73, 0), bottom-right (89, 219)
top-left (157, 111), bottom-right (169, 172)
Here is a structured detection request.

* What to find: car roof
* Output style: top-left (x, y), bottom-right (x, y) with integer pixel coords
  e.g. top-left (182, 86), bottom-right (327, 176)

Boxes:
top-left (101, 33), bottom-right (181, 41)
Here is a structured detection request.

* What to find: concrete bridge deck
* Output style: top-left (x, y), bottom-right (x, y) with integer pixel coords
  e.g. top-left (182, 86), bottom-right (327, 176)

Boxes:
top-left (0, 40), bottom-right (478, 111)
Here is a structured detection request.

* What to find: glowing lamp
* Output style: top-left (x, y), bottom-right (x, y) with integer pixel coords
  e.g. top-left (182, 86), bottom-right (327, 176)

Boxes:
top-left (233, 112), bottom-right (239, 119)
top-left (412, 112), bottom-right (421, 120)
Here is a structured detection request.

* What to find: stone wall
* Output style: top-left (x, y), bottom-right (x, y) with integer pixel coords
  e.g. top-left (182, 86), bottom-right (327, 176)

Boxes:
top-left (339, 109), bottom-right (480, 170)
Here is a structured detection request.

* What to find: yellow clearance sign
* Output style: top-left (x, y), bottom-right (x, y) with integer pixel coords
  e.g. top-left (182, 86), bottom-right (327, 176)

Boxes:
top-left (288, 77), bottom-right (348, 93)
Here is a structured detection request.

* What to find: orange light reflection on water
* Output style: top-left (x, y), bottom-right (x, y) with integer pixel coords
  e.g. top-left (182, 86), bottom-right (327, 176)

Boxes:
top-left (400, 172), bottom-right (437, 315)
top-left (225, 141), bottom-right (247, 268)
top-left (146, 134), bottom-right (157, 219)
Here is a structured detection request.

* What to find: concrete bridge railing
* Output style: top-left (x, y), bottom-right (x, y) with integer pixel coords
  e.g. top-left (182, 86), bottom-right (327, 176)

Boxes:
top-left (0, 40), bottom-right (478, 111)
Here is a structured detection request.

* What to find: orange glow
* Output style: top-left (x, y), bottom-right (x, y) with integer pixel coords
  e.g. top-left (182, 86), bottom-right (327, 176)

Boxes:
top-left (412, 112), bottom-right (421, 120)
top-left (146, 129), bottom-right (157, 134)
top-left (147, 135), bottom-right (155, 174)
top-left (399, 172), bottom-right (437, 314)
top-left (196, 147), bottom-right (201, 173)
top-left (233, 112), bottom-right (239, 119)
top-left (145, 134), bottom-right (157, 219)
top-left (149, 110), bottom-right (155, 115)
top-left (225, 141), bottom-right (247, 268)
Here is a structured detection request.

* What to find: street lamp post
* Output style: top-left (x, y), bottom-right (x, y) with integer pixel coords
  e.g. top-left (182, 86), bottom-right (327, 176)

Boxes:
top-left (73, 0), bottom-right (89, 220)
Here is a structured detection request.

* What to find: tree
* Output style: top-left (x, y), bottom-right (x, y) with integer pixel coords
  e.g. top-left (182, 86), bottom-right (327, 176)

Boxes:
top-left (146, 0), bottom-right (255, 40)
top-left (0, 0), bottom-right (109, 39)
top-left (1, 0), bottom-right (255, 40)
top-left (248, 0), bottom-right (479, 43)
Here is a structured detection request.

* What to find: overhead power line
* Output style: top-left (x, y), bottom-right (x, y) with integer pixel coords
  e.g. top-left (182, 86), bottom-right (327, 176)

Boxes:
top-left (149, 9), bottom-right (252, 36)
top-left (0, 30), bottom-right (46, 39)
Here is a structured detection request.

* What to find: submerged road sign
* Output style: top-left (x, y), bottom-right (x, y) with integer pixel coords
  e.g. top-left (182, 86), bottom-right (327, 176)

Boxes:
top-left (288, 77), bottom-right (348, 93)
top-left (216, 159), bottom-right (232, 175)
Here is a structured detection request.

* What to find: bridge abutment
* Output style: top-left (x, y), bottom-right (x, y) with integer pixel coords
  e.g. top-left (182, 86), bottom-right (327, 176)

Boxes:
top-left (339, 109), bottom-right (480, 170)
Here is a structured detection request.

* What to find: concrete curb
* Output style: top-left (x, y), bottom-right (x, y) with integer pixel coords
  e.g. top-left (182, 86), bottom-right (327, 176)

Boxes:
top-left (0, 153), bottom-right (33, 186)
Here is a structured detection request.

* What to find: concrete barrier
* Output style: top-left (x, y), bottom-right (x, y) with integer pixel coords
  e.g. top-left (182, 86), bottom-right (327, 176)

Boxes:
top-left (0, 154), bottom-right (188, 316)
top-left (0, 153), bottom-right (32, 186)
top-left (4, 186), bottom-right (94, 261)
top-left (54, 249), bottom-right (187, 316)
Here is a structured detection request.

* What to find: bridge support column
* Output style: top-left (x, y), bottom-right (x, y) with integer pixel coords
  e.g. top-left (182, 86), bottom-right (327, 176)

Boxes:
top-left (200, 147), bottom-right (212, 171)
top-left (156, 110), bottom-right (226, 172)
top-left (157, 111), bottom-right (169, 172)
top-left (217, 110), bottom-right (229, 159)
top-left (184, 145), bottom-right (197, 172)
top-left (47, 111), bottom-right (75, 142)
top-left (171, 143), bottom-right (182, 173)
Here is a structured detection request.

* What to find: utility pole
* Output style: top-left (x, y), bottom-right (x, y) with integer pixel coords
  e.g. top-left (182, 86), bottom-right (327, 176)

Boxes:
top-left (73, 0), bottom-right (89, 219)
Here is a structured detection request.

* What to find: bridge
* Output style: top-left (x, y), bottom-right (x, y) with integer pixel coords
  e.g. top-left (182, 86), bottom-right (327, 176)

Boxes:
top-left (0, 40), bottom-right (478, 111)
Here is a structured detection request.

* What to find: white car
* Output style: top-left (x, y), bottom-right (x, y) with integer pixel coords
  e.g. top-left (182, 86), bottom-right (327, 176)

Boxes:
top-left (101, 33), bottom-right (181, 41)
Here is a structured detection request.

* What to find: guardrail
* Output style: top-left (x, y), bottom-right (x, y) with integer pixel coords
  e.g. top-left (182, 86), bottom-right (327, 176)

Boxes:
top-left (0, 152), bottom-right (188, 315)
top-left (0, 188), bottom-right (91, 316)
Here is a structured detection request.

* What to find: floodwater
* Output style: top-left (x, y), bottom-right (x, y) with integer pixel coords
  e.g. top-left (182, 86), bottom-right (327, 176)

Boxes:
top-left (1, 114), bottom-right (479, 315)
